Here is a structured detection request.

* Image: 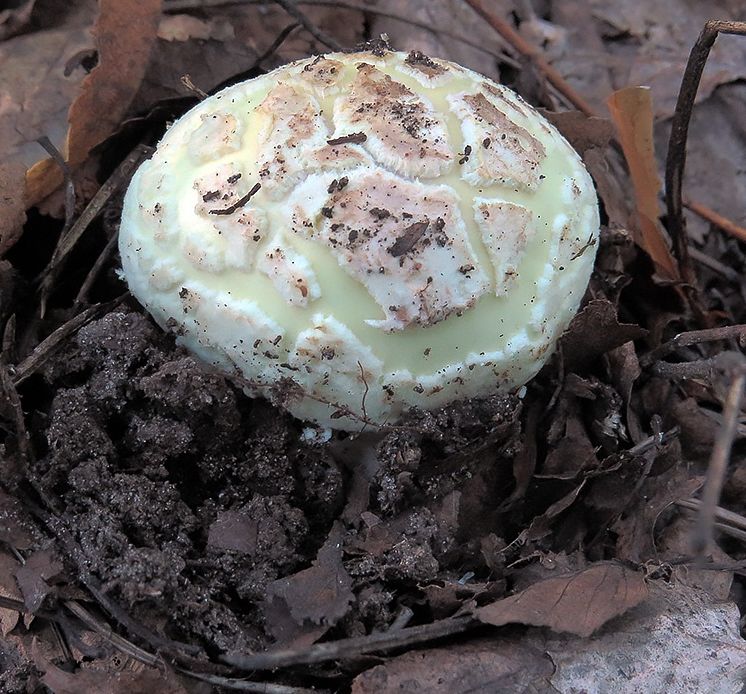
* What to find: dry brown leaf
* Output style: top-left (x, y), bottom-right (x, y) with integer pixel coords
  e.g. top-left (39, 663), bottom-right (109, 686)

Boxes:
top-left (477, 562), bottom-right (648, 637)
top-left (0, 2), bottom-right (96, 170)
top-left (560, 299), bottom-right (647, 370)
top-left (351, 637), bottom-right (554, 693)
top-left (606, 87), bottom-right (679, 281)
top-left (14, 548), bottom-right (62, 613)
top-left (263, 522), bottom-right (354, 631)
top-left (0, 161), bottom-right (27, 258)
top-left (611, 467), bottom-right (703, 563)
top-left (25, 0), bottom-right (162, 206)
top-left (540, 581), bottom-right (746, 693)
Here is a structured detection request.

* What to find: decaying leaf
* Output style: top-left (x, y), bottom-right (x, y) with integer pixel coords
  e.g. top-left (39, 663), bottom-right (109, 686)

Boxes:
top-left (262, 523), bottom-right (354, 633)
top-left (14, 548), bottom-right (62, 613)
top-left (541, 582), bottom-right (746, 694)
top-left (560, 299), bottom-right (647, 369)
top-left (607, 86), bottom-right (680, 281)
top-left (25, 0), bottom-right (162, 205)
top-left (351, 637), bottom-right (554, 693)
top-left (477, 562), bottom-right (648, 637)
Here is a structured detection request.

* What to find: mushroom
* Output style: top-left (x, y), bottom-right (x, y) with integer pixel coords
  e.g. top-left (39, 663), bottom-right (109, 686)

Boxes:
top-left (119, 50), bottom-right (599, 431)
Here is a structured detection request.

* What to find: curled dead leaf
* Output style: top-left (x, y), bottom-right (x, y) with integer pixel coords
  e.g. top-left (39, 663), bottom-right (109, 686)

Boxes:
top-left (25, 0), bottom-right (162, 206)
top-left (476, 562), bottom-right (648, 637)
top-left (606, 87), bottom-right (680, 282)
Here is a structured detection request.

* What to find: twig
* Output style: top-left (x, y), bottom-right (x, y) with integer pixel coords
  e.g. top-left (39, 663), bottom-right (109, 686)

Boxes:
top-left (677, 498), bottom-right (746, 533)
top-left (12, 297), bottom-right (127, 386)
top-left (255, 21), bottom-right (301, 63)
top-left (38, 144), bottom-right (152, 316)
top-left (209, 182), bottom-right (262, 215)
top-left (641, 324), bottom-right (746, 368)
top-left (179, 670), bottom-right (323, 693)
top-left (181, 74), bottom-right (208, 99)
top-left (163, 0), bottom-right (518, 65)
top-left (664, 21), bottom-right (746, 314)
top-left (64, 601), bottom-right (163, 668)
top-left (684, 198), bottom-right (746, 244)
top-left (73, 233), bottom-right (120, 308)
top-left (272, 0), bottom-right (343, 51)
top-left (688, 246), bottom-right (741, 283)
top-left (222, 615), bottom-right (478, 670)
top-left (0, 362), bottom-right (33, 463)
top-left (463, 0), bottom-right (596, 116)
top-left (36, 136), bottom-right (75, 237)
top-left (690, 363), bottom-right (746, 555)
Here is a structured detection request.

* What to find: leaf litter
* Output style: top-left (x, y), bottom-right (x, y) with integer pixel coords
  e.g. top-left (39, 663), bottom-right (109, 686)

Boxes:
top-left (2, 1), bottom-right (746, 692)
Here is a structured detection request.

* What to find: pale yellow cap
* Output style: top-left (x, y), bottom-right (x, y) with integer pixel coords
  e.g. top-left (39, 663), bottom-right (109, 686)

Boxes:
top-left (119, 50), bottom-right (599, 430)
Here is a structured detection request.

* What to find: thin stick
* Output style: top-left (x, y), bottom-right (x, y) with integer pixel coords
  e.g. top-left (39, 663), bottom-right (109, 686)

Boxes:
top-left (222, 615), bottom-right (477, 670)
top-left (684, 198), bottom-right (746, 244)
top-left (74, 232), bottom-right (119, 308)
top-left (641, 325), bottom-right (746, 367)
top-left (463, 0), bottom-right (596, 116)
top-left (179, 670), bottom-right (323, 694)
top-left (36, 136), bottom-right (76, 236)
top-left (38, 144), bottom-right (152, 315)
top-left (691, 366), bottom-right (746, 555)
top-left (664, 21), bottom-right (746, 307)
top-left (677, 498), bottom-right (746, 533)
top-left (688, 246), bottom-right (741, 283)
top-left (13, 296), bottom-right (127, 386)
top-left (273, 0), bottom-right (343, 51)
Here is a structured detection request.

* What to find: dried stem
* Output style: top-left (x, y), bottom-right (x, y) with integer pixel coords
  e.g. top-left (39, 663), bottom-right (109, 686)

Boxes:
top-left (684, 198), bottom-right (746, 243)
top-left (38, 144), bottom-right (153, 315)
top-left (222, 615), bottom-right (477, 670)
top-left (463, 0), bottom-right (596, 116)
top-left (36, 136), bottom-right (76, 236)
top-left (273, 0), bottom-right (343, 51)
top-left (641, 324), bottom-right (746, 368)
top-left (691, 363), bottom-right (746, 555)
top-left (664, 21), bottom-right (746, 311)
top-left (12, 297), bottom-right (127, 386)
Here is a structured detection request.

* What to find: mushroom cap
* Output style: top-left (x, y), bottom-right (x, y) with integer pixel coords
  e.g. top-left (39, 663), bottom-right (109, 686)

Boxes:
top-left (119, 50), bottom-right (599, 430)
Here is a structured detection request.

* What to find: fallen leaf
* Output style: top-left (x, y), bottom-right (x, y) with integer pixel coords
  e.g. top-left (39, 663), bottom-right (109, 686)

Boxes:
top-left (351, 637), bottom-right (554, 693)
top-left (477, 562), bottom-right (648, 637)
top-left (655, 83), bottom-right (746, 243)
top-left (606, 86), bottom-right (680, 281)
top-left (0, 162), bottom-right (27, 257)
top-left (25, 0), bottom-right (162, 205)
top-left (263, 522), bottom-right (353, 630)
top-left (611, 467), bottom-right (703, 563)
top-left (14, 548), bottom-right (63, 613)
top-left (0, 2), bottom-right (96, 170)
top-left (540, 581), bottom-right (746, 694)
top-left (560, 299), bottom-right (647, 370)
